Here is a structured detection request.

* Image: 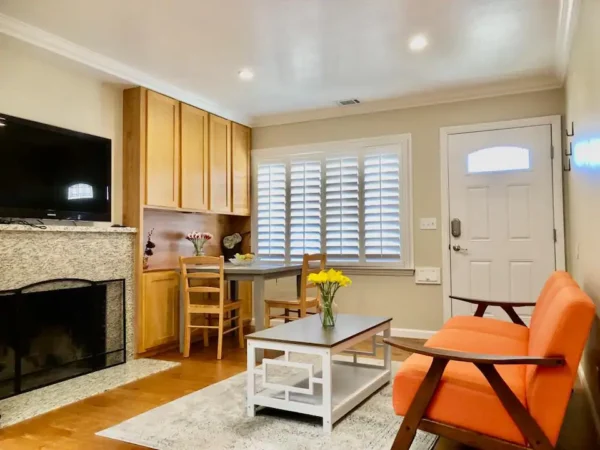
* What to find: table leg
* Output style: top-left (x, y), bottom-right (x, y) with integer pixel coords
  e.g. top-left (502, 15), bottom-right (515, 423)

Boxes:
top-left (230, 280), bottom-right (239, 332)
top-left (247, 341), bottom-right (256, 417)
top-left (253, 276), bottom-right (266, 361)
top-left (296, 274), bottom-right (302, 298)
top-left (230, 280), bottom-right (238, 301)
top-left (384, 325), bottom-right (392, 374)
top-left (322, 349), bottom-right (333, 433)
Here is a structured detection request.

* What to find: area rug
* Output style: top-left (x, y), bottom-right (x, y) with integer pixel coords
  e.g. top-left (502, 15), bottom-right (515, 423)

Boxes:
top-left (98, 361), bottom-right (437, 450)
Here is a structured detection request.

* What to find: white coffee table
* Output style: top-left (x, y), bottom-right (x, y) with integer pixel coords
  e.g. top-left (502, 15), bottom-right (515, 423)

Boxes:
top-left (246, 314), bottom-right (392, 433)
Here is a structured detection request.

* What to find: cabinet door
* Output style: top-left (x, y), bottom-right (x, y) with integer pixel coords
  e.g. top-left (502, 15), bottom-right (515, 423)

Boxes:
top-left (232, 123), bottom-right (251, 216)
top-left (208, 114), bottom-right (232, 213)
top-left (180, 104), bottom-right (209, 211)
top-left (142, 271), bottom-right (180, 350)
top-left (146, 91), bottom-right (180, 208)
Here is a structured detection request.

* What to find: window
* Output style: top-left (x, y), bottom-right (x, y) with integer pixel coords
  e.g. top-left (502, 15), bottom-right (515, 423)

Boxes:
top-left (467, 146), bottom-right (530, 174)
top-left (67, 183), bottom-right (94, 200)
top-left (253, 135), bottom-right (412, 268)
top-left (256, 163), bottom-right (286, 260)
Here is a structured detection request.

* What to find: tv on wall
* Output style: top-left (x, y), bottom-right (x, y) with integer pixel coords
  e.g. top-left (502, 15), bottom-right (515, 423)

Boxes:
top-left (0, 113), bottom-right (112, 222)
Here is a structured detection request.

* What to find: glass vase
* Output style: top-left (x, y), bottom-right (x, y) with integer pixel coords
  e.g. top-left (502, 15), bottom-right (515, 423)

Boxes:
top-left (319, 296), bottom-right (338, 328)
top-left (193, 242), bottom-right (205, 257)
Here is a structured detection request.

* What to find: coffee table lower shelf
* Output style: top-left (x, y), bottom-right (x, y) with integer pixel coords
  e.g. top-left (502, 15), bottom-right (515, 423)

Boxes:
top-left (251, 361), bottom-right (390, 427)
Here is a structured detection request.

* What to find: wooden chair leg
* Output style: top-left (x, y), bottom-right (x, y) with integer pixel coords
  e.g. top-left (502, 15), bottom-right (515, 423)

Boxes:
top-left (392, 358), bottom-right (448, 450)
top-left (217, 313), bottom-right (224, 360)
top-left (284, 308), bottom-right (290, 323)
top-left (265, 304), bottom-right (271, 328)
top-left (237, 310), bottom-right (245, 349)
top-left (476, 364), bottom-right (554, 449)
top-left (183, 313), bottom-right (191, 358)
top-left (203, 314), bottom-right (209, 347)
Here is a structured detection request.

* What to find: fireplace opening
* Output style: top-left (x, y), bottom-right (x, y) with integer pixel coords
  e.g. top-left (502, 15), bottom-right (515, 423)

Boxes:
top-left (0, 278), bottom-right (126, 400)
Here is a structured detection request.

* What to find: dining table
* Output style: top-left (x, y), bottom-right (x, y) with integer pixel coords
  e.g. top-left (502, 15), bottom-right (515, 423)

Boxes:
top-left (180, 261), bottom-right (304, 359)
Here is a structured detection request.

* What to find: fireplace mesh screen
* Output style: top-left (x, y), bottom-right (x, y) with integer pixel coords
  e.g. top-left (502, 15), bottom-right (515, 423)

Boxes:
top-left (0, 278), bottom-right (126, 400)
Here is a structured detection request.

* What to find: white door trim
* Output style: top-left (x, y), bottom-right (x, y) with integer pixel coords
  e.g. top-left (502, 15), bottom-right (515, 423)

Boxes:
top-left (440, 115), bottom-right (565, 322)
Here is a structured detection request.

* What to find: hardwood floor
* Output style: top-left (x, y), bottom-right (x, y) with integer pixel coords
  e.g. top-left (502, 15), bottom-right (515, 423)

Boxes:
top-left (0, 335), bottom-right (598, 449)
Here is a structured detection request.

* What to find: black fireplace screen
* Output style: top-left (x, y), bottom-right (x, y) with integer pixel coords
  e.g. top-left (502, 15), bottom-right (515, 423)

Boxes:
top-left (0, 278), bottom-right (126, 400)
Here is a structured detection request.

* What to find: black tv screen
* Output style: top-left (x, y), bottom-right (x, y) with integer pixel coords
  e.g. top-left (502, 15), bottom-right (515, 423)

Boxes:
top-left (0, 113), bottom-right (111, 222)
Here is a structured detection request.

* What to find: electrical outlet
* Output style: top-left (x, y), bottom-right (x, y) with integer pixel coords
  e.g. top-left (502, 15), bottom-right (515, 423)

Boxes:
top-left (420, 218), bottom-right (437, 230)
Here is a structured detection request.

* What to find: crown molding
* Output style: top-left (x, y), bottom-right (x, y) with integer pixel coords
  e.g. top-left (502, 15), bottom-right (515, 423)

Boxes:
top-left (250, 75), bottom-right (563, 128)
top-left (556, 0), bottom-right (580, 82)
top-left (0, 13), bottom-right (251, 126)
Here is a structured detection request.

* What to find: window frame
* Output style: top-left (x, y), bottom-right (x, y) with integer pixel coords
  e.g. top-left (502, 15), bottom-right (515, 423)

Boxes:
top-left (252, 134), bottom-right (413, 270)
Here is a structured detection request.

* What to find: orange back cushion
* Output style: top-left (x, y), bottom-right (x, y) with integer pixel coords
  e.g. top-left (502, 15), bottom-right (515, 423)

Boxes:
top-left (529, 271), bottom-right (576, 332)
top-left (526, 284), bottom-right (595, 444)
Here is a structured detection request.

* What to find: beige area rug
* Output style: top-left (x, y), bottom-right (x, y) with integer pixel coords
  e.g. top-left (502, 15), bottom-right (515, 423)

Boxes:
top-left (98, 361), bottom-right (438, 450)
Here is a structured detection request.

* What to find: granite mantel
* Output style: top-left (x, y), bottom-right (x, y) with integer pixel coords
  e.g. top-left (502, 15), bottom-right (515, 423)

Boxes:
top-left (0, 225), bottom-right (137, 358)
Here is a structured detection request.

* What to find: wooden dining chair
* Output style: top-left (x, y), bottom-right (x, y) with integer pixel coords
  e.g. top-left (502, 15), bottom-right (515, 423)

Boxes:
top-left (179, 255), bottom-right (244, 360)
top-left (264, 253), bottom-right (326, 328)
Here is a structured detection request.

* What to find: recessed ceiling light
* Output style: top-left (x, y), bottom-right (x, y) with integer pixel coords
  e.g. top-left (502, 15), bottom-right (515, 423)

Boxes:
top-left (238, 68), bottom-right (254, 81)
top-left (409, 34), bottom-right (428, 52)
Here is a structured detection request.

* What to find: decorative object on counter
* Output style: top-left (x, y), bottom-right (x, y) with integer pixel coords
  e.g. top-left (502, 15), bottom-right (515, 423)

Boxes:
top-left (221, 232), bottom-right (246, 260)
top-left (308, 269), bottom-right (352, 327)
top-left (229, 253), bottom-right (256, 266)
top-left (185, 231), bottom-right (213, 256)
top-left (143, 228), bottom-right (156, 269)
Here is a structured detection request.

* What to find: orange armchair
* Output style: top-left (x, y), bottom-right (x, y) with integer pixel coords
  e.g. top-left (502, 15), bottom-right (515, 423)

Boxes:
top-left (386, 272), bottom-right (595, 450)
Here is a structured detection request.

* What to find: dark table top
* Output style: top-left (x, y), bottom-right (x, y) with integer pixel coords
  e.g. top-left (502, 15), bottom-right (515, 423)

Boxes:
top-left (246, 314), bottom-right (392, 347)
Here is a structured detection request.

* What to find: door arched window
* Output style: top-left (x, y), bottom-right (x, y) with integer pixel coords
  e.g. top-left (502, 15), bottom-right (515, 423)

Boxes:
top-left (467, 146), bottom-right (530, 174)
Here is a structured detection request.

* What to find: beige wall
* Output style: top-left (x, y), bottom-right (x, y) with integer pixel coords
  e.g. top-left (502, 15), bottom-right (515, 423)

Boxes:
top-left (0, 35), bottom-right (124, 224)
top-left (564, 0), bottom-right (600, 422)
top-left (253, 89), bottom-right (565, 331)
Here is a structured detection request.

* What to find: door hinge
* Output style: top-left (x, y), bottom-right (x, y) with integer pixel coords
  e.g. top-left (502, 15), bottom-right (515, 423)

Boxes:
top-left (553, 229), bottom-right (557, 242)
top-left (550, 145), bottom-right (554, 160)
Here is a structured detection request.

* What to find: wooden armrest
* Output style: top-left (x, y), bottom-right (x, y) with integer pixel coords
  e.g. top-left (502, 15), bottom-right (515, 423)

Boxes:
top-left (383, 338), bottom-right (564, 367)
top-left (449, 295), bottom-right (536, 307)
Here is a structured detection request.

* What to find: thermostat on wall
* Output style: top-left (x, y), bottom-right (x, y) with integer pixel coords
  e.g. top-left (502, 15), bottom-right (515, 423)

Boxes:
top-left (415, 267), bottom-right (441, 284)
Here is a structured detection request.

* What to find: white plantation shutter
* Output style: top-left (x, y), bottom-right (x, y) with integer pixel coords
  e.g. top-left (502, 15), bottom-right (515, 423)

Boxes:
top-left (290, 160), bottom-right (322, 260)
top-left (326, 156), bottom-right (360, 261)
top-left (256, 163), bottom-right (286, 260)
top-left (253, 135), bottom-right (412, 268)
top-left (364, 153), bottom-right (402, 261)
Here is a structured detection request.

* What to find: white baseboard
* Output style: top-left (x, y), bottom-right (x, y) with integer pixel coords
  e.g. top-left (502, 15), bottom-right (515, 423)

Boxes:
top-left (250, 318), bottom-right (435, 340)
top-left (389, 328), bottom-right (436, 340)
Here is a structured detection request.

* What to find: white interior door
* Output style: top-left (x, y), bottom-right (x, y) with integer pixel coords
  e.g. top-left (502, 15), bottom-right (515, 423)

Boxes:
top-left (448, 125), bottom-right (556, 323)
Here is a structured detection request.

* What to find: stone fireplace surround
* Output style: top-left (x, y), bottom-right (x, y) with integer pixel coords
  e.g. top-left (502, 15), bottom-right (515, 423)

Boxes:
top-left (0, 224), bottom-right (180, 428)
top-left (0, 224), bottom-right (136, 359)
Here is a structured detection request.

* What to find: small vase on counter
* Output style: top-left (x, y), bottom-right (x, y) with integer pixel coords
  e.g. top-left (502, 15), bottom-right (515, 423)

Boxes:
top-left (185, 231), bottom-right (213, 257)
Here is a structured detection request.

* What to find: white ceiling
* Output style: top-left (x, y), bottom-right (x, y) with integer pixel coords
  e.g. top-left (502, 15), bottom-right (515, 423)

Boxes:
top-left (0, 0), bottom-right (571, 125)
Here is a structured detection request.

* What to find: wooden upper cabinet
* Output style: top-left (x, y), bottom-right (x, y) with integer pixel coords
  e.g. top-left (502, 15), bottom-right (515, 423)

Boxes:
top-left (180, 104), bottom-right (209, 211)
top-left (232, 123), bottom-right (251, 216)
top-left (208, 114), bottom-right (232, 213)
top-left (145, 91), bottom-right (180, 208)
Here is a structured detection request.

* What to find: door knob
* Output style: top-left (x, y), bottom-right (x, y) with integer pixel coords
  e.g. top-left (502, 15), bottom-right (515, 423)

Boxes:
top-left (452, 245), bottom-right (468, 253)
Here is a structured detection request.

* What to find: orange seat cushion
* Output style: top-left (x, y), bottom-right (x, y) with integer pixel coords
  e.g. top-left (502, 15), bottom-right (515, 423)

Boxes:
top-left (393, 328), bottom-right (529, 445)
top-left (442, 315), bottom-right (529, 342)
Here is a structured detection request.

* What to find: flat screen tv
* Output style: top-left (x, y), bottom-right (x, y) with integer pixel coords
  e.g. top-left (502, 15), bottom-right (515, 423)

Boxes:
top-left (0, 113), bottom-right (112, 222)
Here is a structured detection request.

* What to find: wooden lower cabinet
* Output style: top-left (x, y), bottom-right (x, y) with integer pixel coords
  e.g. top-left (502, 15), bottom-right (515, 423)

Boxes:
top-left (141, 271), bottom-right (180, 351)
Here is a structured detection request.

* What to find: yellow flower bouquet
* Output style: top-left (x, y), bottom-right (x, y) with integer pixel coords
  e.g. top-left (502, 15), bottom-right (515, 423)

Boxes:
top-left (308, 269), bottom-right (352, 327)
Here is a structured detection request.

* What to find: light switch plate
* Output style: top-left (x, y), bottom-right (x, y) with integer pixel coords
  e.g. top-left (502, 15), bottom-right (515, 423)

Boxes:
top-left (415, 267), bottom-right (441, 284)
top-left (420, 218), bottom-right (437, 230)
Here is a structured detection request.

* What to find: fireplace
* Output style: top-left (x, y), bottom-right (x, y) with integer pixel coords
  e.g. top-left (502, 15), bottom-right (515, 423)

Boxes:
top-left (0, 278), bottom-right (126, 400)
